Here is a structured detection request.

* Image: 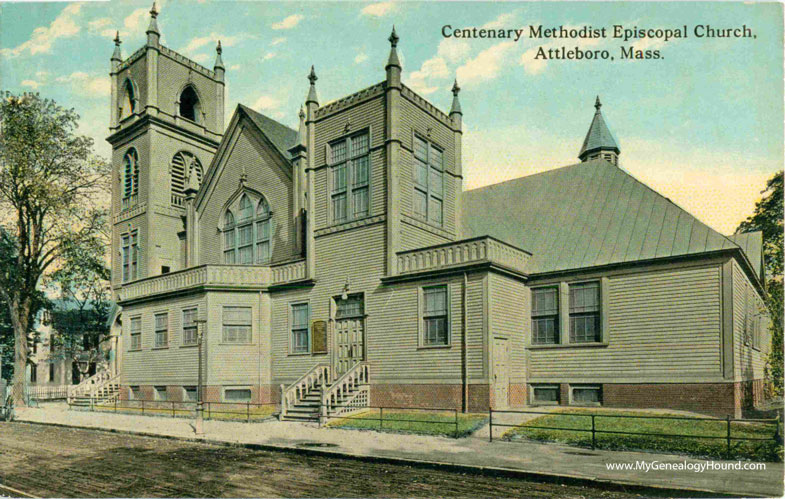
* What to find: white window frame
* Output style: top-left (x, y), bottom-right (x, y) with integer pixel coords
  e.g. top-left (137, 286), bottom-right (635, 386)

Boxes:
top-left (568, 281), bottom-right (601, 343)
top-left (531, 286), bottom-right (559, 345)
top-left (221, 306), bottom-right (253, 344)
top-left (329, 130), bottom-right (371, 225)
top-left (154, 312), bottom-right (169, 348)
top-left (569, 384), bottom-right (602, 406)
top-left (530, 384), bottom-right (560, 405)
top-left (412, 134), bottom-right (444, 226)
top-left (222, 195), bottom-right (273, 265)
top-left (182, 307), bottom-right (198, 346)
top-left (290, 301), bottom-right (311, 354)
top-left (121, 230), bottom-right (139, 283)
top-left (154, 385), bottom-right (168, 401)
top-left (419, 284), bottom-right (450, 348)
top-left (129, 316), bottom-right (142, 351)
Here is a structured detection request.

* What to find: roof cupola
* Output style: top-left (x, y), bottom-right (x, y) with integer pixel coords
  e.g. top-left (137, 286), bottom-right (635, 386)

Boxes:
top-left (578, 96), bottom-right (620, 166)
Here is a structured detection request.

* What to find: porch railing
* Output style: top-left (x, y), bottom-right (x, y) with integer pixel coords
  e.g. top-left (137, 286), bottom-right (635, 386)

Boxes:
top-left (280, 363), bottom-right (330, 419)
top-left (321, 362), bottom-right (370, 418)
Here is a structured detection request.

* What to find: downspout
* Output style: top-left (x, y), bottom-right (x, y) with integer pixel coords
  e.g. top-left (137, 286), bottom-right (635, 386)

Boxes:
top-left (462, 272), bottom-right (469, 413)
top-left (258, 290), bottom-right (263, 402)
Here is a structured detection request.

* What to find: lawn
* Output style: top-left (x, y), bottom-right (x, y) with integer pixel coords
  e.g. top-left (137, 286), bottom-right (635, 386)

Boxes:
top-left (90, 402), bottom-right (278, 421)
top-left (327, 408), bottom-right (487, 437)
top-left (504, 408), bottom-right (783, 462)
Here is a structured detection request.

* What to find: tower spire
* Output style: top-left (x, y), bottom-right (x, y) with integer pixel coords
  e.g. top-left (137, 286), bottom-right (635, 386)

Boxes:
top-left (578, 95), bottom-right (620, 165)
top-left (146, 1), bottom-right (160, 45)
top-left (306, 65), bottom-right (319, 105)
top-left (449, 79), bottom-right (462, 116)
top-left (386, 26), bottom-right (401, 70)
top-left (214, 40), bottom-right (225, 70)
top-left (111, 31), bottom-right (123, 63)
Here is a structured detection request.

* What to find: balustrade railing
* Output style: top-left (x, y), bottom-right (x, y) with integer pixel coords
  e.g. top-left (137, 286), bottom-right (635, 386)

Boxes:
top-left (397, 236), bottom-right (530, 275)
top-left (271, 259), bottom-right (306, 284)
top-left (120, 265), bottom-right (270, 302)
top-left (321, 362), bottom-right (370, 418)
top-left (280, 364), bottom-right (330, 419)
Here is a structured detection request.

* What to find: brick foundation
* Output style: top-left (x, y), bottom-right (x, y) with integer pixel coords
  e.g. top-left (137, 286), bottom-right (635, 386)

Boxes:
top-left (602, 383), bottom-right (740, 418)
top-left (371, 384), bottom-right (491, 412)
top-left (509, 383), bottom-right (527, 407)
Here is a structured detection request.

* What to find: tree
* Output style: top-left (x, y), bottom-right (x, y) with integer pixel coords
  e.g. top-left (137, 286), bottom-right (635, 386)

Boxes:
top-left (736, 171), bottom-right (784, 396)
top-left (48, 233), bottom-right (112, 381)
top-left (0, 92), bottom-right (109, 406)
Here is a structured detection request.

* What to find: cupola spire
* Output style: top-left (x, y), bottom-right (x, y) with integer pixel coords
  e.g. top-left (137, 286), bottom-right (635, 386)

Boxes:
top-left (386, 26), bottom-right (401, 69)
top-left (578, 95), bottom-right (620, 165)
top-left (449, 79), bottom-right (462, 116)
top-left (111, 31), bottom-right (123, 63)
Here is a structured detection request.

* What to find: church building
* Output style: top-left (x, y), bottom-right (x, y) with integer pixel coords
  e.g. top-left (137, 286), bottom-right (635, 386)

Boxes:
top-left (107, 6), bottom-right (769, 419)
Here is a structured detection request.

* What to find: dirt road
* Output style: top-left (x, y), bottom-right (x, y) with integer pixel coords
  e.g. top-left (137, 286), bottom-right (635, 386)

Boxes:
top-left (0, 422), bottom-right (678, 498)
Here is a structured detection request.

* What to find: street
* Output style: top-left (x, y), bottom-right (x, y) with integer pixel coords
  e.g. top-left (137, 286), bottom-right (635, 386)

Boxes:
top-left (0, 422), bottom-right (658, 498)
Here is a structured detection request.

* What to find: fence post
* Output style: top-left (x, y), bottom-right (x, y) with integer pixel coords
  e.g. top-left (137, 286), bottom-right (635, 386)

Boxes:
top-left (247, 401), bottom-right (250, 422)
top-left (591, 415), bottom-right (596, 450)
top-left (172, 401), bottom-right (175, 417)
top-left (726, 415), bottom-right (731, 456)
top-left (380, 407), bottom-right (384, 430)
top-left (208, 402), bottom-right (211, 420)
top-left (775, 415), bottom-right (781, 444)
top-left (114, 397), bottom-right (117, 413)
top-left (454, 409), bottom-right (459, 439)
top-left (489, 406), bottom-right (493, 442)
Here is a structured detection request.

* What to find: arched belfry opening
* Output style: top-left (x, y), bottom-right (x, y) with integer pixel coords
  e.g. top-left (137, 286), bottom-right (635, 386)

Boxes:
top-left (120, 79), bottom-right (136, 119)
top-left (179, 86), bottom-right (202, 123)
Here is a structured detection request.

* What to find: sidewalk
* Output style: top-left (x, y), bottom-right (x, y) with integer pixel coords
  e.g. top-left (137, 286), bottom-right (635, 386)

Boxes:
top-left (14, 404), bottom-right (784, 497)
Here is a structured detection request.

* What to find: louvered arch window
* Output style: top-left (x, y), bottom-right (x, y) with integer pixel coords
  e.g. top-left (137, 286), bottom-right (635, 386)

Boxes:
top-left (223, 194), bottom-right (273, 265)
top-left (122, 148), bottom-right (139, 209)
top-left (120, 79), bottom-right (136, 119)
top-left (170, 151), bottom-right (203, 207)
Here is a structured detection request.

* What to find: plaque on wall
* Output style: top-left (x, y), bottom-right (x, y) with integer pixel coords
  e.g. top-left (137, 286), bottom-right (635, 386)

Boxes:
top-left (312, 320), bottom-right (327, 353)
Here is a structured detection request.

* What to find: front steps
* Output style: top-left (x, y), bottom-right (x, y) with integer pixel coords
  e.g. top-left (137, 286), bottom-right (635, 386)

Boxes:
top-left (281, 384), bottom-right (366, 422)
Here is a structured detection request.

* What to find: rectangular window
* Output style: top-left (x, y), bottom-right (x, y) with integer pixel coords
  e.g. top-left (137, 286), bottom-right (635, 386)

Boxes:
top-left (531, 384), bottom-right (560, 404)
top-left (422, 285), bottom-right (449, 346)
top-left (224, 388), bottom-right (252, 403)
top-left (223, 228), bottom-right (236, 264)
top-left (291, 303), bottom-right (310, 354)
top-left (182, 308), bottom-right (198, 345)
top-left (154, 312), bottom-right (168, 348)
top-left (183, 386), bottom-right (197, 402)
top-left (412, 136), bottom-right (444, 225)
top-left (222, 306), bottom-right (252, 344)
top-left (255, 218), bottom-right (271, 264)
top-left (121, 231), bottom-right (139, 282)
top-left (130, 316), bottom-right (142, 350)
top-left (154, 386), bottom-right (168, 401)
top-left (30, 365), bottom-right (37, 383)
top-left (571, 385), bottom-right (602, 405)
top-left (336, 294), bottom-right (364, 319)
top-left (569, 282), bottom-right (601, 343)
top-left (331, 131), bottom-right (370, 224)
top-left (532, 287), bottom-right (559, 344)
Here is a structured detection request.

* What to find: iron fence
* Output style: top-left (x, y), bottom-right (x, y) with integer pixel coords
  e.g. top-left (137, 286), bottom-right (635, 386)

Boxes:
top-left (69, 398), bottom-right (279, 423)
top-left (319, 404), bottom-right (462, 437)
top-left (25, 385), bottom-right (71, 401)
top-left (488, 408), bottom-right (782, 455)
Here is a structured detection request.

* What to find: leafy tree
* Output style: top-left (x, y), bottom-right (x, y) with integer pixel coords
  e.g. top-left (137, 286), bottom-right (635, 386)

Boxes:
top-left (736, 171), bottom-right (784, 396)
top-left (0, 92), bottom-right (109, 406)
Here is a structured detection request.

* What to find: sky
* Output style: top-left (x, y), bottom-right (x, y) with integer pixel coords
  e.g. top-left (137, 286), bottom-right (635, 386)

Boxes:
top-left (1, 1), bottom-right (782, 234)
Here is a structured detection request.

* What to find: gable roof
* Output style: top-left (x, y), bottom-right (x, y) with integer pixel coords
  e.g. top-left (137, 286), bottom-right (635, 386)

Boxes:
top-left (728, 231), bottom-right (765, 280)
top-left (461, 160), bottom-right (743, 275)
top-left (579, 101), bottom-right (620, 158)
top-left (238, 104), bottom-right (298, 160)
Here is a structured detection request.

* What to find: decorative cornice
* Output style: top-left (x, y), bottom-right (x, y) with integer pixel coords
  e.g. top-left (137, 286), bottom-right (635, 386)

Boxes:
top-left (117, 47), bottom-right (146, 72)
top-left (401, 84), bottom-right (451, 125)
top-left (314, 82), bottom-right (386, 120)
top-left (314, 214), bottom-right (385, 237)
top-left (113, 202), bottom-right (147, 225)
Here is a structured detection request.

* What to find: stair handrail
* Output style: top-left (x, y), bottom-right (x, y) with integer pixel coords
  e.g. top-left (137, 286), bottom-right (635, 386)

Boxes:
top-left (280, 363), bottom-right (330, 418)
top-left (321, 362), bottom-right (369, 418)
top-left (67, 369), bottom-right (112, 403)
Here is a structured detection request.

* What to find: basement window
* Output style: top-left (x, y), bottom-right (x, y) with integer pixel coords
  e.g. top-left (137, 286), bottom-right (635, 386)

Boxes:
top-left (531, 384), bottom-right (560, 405)
top-left (130, 386), bottom-right (141, 400)
top-left (154, 386), bottom-right (168, 401)
top-left (183, 386), bottom-right (197, 402)
top-left (224, 388), bottom-right (251, 403)
top-left (570, 385), bottom-right (602, 406)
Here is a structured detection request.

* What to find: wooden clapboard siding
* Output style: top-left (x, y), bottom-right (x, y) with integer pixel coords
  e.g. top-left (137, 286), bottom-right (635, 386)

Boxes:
top-left (313, 95), bottom-right (386, 230)
top-left (489, 273), bottom-right (527, 384)
top-left (122, 294), bottom-right (207, 385)
top-left (399, 221), bottom-right (451, 251)
top-left (732, 260), bottom-right (769, 381)
top-left (528, 265), bottom-right (723, 381)
top-left (198, 124), bottom-right (295, 265)
top-left (205, 292), bottom-right (265, 386)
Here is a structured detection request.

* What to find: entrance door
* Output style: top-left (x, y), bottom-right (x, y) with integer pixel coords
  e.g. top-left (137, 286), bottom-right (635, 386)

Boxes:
top-left (493, 337), bottom-right (510, 409)
top-left (335, 294), bottom-right (365, 376)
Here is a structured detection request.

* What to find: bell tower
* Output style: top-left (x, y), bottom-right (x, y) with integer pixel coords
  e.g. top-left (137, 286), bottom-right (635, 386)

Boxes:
top-left (107, 2), bottom-right (225, 292)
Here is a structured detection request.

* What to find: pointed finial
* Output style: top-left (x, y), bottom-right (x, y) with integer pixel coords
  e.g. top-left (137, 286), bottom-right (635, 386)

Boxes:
top-left (150, 1), bottom-right (158, 18)
top-left (450, 79), bottom-right (462, 116)
top-left (306, 66), bottom-right (319, 104)
top-left (114, 31), bottom-right (121, 46)
top-left (216, 40), bottom-right (222, 55)
top-left (452, 79), bottom-right (460, 96)
top-left (111, 31), bottom-right (123, 63)
top-left (146, 1), bottom-right (160, 40)
top-left (214, 40), bottom-right (225, 71)
top-left (299, 106), bottom-right (306, 120)
top-left (389, 26), bottom-right (399, 48)
top-left (595, 95), bottom-right (602, 111)
top-left (308, 65), bottom-right (317, 85)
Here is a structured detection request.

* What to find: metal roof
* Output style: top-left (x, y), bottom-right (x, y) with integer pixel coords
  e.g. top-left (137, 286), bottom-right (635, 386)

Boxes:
top-left (728, 231), bottom-right (765, 280)
top-left (239, 104), bottom-right (298, 161)
top-left (461, 159), bottom-right (747, 275)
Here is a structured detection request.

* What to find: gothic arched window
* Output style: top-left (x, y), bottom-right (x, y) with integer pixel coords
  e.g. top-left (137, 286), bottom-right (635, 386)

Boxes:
top-left (120, 79), bottom-right (136, 119)
top-left (122, 148), bottom-right (139, 208)
top-left (222, 194), bottom-right (274, 265)
top-left (170, 151), bottom-right (203, 207)
top-left (223, 210), bottom-right (236, 264)
top-left (179, 86), bottom-right (202, 123)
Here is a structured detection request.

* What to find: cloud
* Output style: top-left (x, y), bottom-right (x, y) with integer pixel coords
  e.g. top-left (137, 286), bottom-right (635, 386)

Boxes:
top-left (123, 8), bottom-right (150, 32)
top-left (482, 12), bottom-right (517, 30)
top-left (262, 52), bottom-right (276, 61)
top-left (252, 95), bottom-right (280, 111)
top-left (180, 32), bottom-right (250, 55)
top-left (21, 80), bottom-right (40, 89)
top-left (272, 14), bottom-right (303, 30)
top-left (361, 2), bottom-right (397, 17)
top-left (405, 38), bottom-right (470, 95)
top-left (354, 52), bottom-right (368, 64)
top-left (229, 64), bottom-right (241, 71)
top-left (1, 3), bottom-right (81, 58)
top-left (191, 53), bottom-right (209, 64)
top-left (55, 72), bottom-right (111, 98)
top-left (456, 41), bottom-right (515, 86)
top-left (88, 17), bottom-right (113, 35)
top-left (436, 37), bottom-right (471, 64)
top-left (271, 37), bottom-right (286, 46)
